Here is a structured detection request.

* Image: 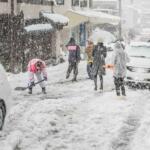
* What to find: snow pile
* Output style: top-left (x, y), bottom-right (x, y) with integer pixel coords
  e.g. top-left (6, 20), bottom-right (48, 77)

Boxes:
top-left (0, 61), bottom-right (150, 150)
top-left (72, 9), bottom-right (120, 20)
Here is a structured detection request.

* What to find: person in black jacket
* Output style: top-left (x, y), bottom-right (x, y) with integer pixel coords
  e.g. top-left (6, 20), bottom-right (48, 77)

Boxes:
top-left (66, 37), bottom-right (81, 81)
top-left (92, 39), bottom-right (107, 91)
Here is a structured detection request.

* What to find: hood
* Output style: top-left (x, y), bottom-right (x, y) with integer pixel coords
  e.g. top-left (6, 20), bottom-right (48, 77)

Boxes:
top-left (127, 56), bottom-right (150, 68)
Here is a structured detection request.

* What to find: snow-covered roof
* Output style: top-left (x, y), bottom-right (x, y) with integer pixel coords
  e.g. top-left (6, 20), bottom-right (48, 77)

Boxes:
top-left (64, 9), bottom-right (120, 26)
top-left (24, 24), bottom-right (53, 32)
top-left (93, 0), bottom-right (117, 1)
top-left (41, 11), bottom-right (69, 25)
top-left (72, 9), bottom-right (119, 20)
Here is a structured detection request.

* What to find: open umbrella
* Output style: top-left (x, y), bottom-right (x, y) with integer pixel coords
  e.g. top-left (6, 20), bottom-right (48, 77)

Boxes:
top-left (89, 28), bottom-right (116, 44)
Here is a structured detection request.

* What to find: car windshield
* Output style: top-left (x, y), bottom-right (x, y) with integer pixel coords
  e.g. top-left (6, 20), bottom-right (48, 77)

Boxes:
top-left (126, 45), bottom-right (150, 58)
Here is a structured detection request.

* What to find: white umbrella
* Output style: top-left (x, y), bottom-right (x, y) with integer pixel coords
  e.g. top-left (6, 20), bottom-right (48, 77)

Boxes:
top-left (89, 28), bottom-right (116, 45)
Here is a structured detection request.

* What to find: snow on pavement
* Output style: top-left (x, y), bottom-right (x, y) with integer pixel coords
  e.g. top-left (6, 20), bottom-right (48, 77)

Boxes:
top-left (0, 61), bottom-right (150, 150)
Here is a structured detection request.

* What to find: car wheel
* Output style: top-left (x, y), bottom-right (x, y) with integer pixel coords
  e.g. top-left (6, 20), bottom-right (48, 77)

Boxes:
top-left (0, 99), bottom-right (6, 130)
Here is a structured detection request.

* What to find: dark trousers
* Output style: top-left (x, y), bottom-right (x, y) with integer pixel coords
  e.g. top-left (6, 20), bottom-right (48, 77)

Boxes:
top-left (94, 74), bottom-right (103, 90)
top-left (87, 62), bottom-right (93, 79)
top-left (114, 77), bottom-right (126, 96)
top-left (66, 62), bottom-right (78, 80)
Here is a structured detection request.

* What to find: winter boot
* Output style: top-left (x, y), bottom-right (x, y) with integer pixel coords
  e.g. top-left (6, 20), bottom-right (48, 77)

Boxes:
top-left (42, 87), bottom-right (46, 94)
top-left (72, 75), bottom-right (77, 82)
top-left (28, 87), bottom-right (32, 94)
top-left (116, 90), bottom-right (120, 96)
top-left (121, 85), bottom-right (126, 96)
top-left (94, 86), bottom-right (97, 91)
top-left (100, 76), bottom-right (103, 91)
top-left (94, 84), bottom-right (97, 91)
top-left (66, 73), bottom-right (70, 79)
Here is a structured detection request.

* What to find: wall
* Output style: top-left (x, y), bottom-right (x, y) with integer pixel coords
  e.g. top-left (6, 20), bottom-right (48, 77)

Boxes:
top-left (0, 0), bottom-right (11, 14)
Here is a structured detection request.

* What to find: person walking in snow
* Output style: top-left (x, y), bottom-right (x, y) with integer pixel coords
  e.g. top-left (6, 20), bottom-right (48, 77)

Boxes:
top-left (92, 39), bottom-right (107, 91)
top-left (66, 37), bottom-right (81, 81)
top-left (85, 40), bottom-right (94, 79)
top-left (111, 41), bottom-right (130, 96)
top-left (27, 58), bottom-right (47, 94)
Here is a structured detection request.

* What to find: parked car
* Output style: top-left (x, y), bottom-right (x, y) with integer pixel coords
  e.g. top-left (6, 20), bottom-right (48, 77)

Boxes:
top-left (125, 42), bottom-right (150, 88)
top-left (0, 64), bottom-right (11, 130)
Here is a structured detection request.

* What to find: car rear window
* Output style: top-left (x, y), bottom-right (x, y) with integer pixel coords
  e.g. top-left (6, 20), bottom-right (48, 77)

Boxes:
top-left (126, 45), bottom-right (150, 58)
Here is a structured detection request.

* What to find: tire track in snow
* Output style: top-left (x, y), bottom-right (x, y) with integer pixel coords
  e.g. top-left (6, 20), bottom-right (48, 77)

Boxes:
top-left (110, 91), bottom-right (149, 150)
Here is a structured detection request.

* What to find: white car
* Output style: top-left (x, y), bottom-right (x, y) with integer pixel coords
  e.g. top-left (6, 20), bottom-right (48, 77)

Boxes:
top-left (125, 42), bottom-right (150, 88)
top-left (0, 64), bottom-right (11, 130)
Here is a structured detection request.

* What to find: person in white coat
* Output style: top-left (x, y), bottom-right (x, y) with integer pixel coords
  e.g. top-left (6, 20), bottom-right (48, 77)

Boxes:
top-left (112, 41), bottom-right (130, 96)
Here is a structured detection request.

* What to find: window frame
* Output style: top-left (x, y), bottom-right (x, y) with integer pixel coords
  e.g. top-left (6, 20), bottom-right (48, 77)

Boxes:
top-left (0, 0), bottom-right (8, 2)
top-left (72, 0), bottom-right (79, 6)
top-left (56, 0), bottom-right (64, 5)
top-left (80, 0), bottom-right (87, 7)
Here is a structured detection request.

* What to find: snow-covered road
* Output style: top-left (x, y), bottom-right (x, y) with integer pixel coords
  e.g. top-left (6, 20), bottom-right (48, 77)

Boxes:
top-left (0, 61), bottom-right (150, 150)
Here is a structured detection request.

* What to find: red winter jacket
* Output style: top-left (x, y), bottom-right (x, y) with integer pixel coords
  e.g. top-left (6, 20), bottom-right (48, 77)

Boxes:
top-left (27, 59), bottom-right (47, 77)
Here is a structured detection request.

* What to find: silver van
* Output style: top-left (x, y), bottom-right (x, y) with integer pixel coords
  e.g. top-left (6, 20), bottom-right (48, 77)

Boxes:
top-left (125, 42), bottom-right (150, 88)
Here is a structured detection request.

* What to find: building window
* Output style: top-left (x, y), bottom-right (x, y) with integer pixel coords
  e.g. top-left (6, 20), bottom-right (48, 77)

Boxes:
top-left (0, 0), bottom-right (8, 2)
top-left (17, 0), bottom-right (52, 5)
top-left (30, 0), bottom-right (42, 4)
top-left (72, 0), bottom-right (79, 6)
top-left (56, 0), bottom-right (64, 5)
top-left (17, 0), bottom-right (42, 4)
top-left (80, 0), bottom-right (87, 7)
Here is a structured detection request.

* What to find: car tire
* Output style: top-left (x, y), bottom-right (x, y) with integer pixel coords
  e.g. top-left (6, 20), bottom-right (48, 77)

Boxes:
top-left (0, 99), bottom-right (6, 130)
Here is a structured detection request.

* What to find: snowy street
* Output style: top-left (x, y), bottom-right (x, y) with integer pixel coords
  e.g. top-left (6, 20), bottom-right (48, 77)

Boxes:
top-left (0, 61), bottom-right (150, 150)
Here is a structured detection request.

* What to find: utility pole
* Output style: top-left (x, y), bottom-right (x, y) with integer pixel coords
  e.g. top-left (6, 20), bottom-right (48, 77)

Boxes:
top-left (89, 0), bottom-right (93, 8)
top-left (118, 0), bottom-right (122, 39)
top-left (50, 0), bottom-right (54, 13)
top-left (11, 0), bottom-right (14, 15)
top-left (10, 0), bottom-right (15, 72)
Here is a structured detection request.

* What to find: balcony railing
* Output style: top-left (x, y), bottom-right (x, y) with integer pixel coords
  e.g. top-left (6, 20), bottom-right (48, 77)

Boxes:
top-left (17, 0), bottom-right (53, 6)
top-left (0, 0), bottom-right (8, 2)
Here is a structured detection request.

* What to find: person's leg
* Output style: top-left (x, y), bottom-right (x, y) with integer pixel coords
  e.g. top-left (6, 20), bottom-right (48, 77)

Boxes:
top-left (94, 74), bottom-right (98, 90)
top-left (99, 75), bottom-right (103, 90)
top-left (87, 62), bottom-right (93, 79)
top-left (72, 62), bottom-right (78, 81)
top-left (35, 72), bottom-right (46, 93)
top-left (120, 78), bottom-right (126, 96)
top-left (114, 77), bottom-right (120, 96)
top-left (28, 72), bottom-right (34, 94)
top-left (66, 62), bottom-right (73, 79)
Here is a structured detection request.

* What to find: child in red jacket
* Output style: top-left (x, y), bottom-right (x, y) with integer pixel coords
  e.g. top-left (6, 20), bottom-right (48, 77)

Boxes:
top-left (27, 58), bottom-right (47, 94)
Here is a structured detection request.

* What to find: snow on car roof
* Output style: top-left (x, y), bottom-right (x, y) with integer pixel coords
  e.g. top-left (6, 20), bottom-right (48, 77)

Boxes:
top-left (130, 42), bottom-right (150, 47)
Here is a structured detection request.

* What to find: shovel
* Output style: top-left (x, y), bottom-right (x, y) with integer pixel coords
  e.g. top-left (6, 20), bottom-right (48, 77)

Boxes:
top-left (14, 79), bottom-right (45, 91)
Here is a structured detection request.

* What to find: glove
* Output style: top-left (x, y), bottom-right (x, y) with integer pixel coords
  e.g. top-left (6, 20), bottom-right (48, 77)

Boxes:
top-left (107, 65), bottom-right (111, 68)
top-left (44, 76), bottom-right (47, 81)
top-left (30, 81), bottom-right (35, 87)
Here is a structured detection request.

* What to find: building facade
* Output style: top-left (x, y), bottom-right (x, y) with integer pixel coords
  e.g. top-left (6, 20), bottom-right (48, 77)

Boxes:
top-left (92, 0), bottom-right (118, 15)
top-left (0, 0), bottom-right (92, 72)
